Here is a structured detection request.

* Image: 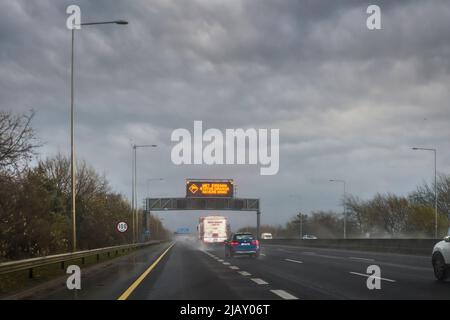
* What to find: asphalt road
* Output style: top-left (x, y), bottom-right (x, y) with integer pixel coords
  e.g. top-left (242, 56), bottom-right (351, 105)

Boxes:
top-left (25, 239), bottom-right (450, 300)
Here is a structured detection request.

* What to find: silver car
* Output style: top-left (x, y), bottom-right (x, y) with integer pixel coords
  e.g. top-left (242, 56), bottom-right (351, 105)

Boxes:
top-left (432, 236), bottom-right (450, 280)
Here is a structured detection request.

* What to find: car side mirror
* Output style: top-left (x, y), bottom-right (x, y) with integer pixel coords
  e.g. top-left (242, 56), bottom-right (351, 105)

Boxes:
top-left (444, 236), bottom-right (450, 243)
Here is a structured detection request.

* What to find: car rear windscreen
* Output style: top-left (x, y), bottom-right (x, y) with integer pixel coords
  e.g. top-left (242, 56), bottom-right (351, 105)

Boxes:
top-left (234, 234), bottom-right (254, 240)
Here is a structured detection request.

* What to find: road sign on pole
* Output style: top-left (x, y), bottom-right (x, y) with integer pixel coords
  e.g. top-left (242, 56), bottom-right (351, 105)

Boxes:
top-left (117, 221), bottom-right (128, 233)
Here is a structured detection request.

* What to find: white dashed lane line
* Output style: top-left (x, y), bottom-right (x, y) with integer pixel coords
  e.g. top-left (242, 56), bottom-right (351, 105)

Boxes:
top-left (349, 272), bottom-right (396, 282)
top-left (251, 278), bottom-right (269, 285)
top-left (260, 253), bottom-right (266, 256)
top-left (302, 252), bottom-right (340, 259)
top-left (270, 290), bottom-right (299, 300)
top-left (204, 250), bottom-right (300, 300)
top-left (202, 250), bottom-right (300, 300)
top-left (284, 258), bottom-right (303, 264)
top-left (349, 257), bottom-right (375, 262)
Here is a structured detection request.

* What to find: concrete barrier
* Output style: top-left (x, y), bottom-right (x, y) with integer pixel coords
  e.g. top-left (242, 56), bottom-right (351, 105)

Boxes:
top-left (261, 239), bottom-right (440, 256)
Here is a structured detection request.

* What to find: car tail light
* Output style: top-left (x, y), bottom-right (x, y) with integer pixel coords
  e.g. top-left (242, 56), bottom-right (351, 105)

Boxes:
top-left (251, 240), bottom-right (259, 246)
top-left (230, 241), bottom-right (239, 246)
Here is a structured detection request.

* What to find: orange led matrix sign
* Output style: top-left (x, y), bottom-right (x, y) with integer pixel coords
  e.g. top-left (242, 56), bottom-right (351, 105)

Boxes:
top-left (186, 179), bottom-right (234, 198)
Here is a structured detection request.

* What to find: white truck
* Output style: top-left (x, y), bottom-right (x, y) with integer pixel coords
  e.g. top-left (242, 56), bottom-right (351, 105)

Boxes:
top-left (198, 216), bottom-right (230, 244)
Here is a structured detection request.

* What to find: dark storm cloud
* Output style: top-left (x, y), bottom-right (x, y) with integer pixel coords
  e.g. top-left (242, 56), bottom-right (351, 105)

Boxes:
top-left (1, 0), bottom-right (450, 230)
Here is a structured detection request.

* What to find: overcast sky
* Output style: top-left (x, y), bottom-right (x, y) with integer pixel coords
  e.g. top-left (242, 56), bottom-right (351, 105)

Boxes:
top-left (1, 0), bottom-right (450, 232)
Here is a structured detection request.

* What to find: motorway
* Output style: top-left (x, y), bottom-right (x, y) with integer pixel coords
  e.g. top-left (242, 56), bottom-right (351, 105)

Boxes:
top-left (21, 238), bottom-right (450, 300)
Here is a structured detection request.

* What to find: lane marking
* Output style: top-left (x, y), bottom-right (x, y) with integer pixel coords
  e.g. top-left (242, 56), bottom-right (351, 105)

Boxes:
top-left (238, 271), bottom-right (251, 276)
top-left (260, 253), bottom-right (266, 256)
top-left (251, 278), bottom-right (268, 285)
top-left (284, 258), bottom-right (303, 264)
top-left (223, 262), bottom-right (231, 265)
top-left (218, 259), bottom-right (224, 262)
top-left (270, 289), bottom-right (299, 300)
top-left (349, 257), bottom-right (375, 262)
top-left (349, 272), bottom-right (396, 282)
top-left (117, 242), bottom-right (175, 300)
top-left (302, 252), bottom-right (340, 259)
top-left (229, 266), bottom-right (239, 270)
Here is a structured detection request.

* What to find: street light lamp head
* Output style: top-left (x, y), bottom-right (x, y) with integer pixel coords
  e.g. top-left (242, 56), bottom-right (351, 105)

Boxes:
top-left (115, 20), bottom-right (129, 25)
top-left (412, 147), bottom-right (418, 150)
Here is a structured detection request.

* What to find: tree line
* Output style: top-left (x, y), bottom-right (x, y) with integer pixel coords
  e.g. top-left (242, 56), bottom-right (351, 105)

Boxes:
top-left (240, 178), bottom-right (450, 239)
top-left (0, 110), bottom-right (169, 261)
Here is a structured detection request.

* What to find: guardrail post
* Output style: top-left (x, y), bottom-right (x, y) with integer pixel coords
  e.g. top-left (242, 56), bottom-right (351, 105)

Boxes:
top-left (96, 254), bottom-right (100, 262)
top-left (81, 257), bottom-right (85, 265)
top-left (61, 261), bottom-right (65, 270)
top-left (28, 268), bottom-right (33, 279)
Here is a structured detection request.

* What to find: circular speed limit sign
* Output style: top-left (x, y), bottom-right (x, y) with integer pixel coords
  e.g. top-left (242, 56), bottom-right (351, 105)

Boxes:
top-left (117, 221), bottom-right (128, 233)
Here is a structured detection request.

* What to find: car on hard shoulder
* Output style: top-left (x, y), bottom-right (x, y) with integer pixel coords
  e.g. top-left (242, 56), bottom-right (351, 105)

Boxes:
top-left (302, 234), bottom-right (318, 240)
top-left (261, 232), bottom-right (273, 239)
top-left (225, 232), bottom-right (260, 258)
top-left (432, 235), bottom-right (450, 281)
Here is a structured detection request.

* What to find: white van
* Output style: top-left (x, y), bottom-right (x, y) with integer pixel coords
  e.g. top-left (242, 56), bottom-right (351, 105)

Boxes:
top-left (261, 233), bottom-right (273, 239)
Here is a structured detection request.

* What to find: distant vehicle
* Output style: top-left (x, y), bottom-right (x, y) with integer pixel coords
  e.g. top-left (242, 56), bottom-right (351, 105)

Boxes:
top-left (225, 232), bottom-right (260, 258)
top-left (432, 236), bottom-right (450, 280)
top-left (261, 233), bottom-right (273, 239)
top-left (302, 234), bottom-right (317, 240)
top-left (197, 216), bottom-right (230, 244)
top-left (175, 227), bottom-right (191, 235)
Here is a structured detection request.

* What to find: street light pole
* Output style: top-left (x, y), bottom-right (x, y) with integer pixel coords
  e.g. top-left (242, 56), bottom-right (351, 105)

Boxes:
top-left (297, 213), bottom-right (303, 239)
top-left (330, 179), bottom-right (347, 239)
top-left (70, 28), bottom-right (76, 252)
top-left (131, 145), bottom-right (135, 243)
top-left (289, 195), bottom-right (303, 239)
top-left (412, 147), bottom-right (438, 239)
top-left (146, 178), bottom-right (164, 239)
top-left (132, 144), bottom-right (157, 243)
top-left (70, 19), bottom-right (128, 252)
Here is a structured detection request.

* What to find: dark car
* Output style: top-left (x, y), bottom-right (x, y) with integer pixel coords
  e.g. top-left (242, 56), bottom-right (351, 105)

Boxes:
top-left (225, 232), bottom-right (260, 258)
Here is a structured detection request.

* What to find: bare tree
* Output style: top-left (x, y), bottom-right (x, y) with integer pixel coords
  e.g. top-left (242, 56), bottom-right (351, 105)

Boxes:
top-left (0, 110), bottom-right (40, 173)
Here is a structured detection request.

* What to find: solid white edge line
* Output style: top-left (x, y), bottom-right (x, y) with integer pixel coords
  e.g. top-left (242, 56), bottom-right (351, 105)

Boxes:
top-left (349, 272), bottom-right (396, 282)
top-left (270, 289), bottom-right (299, 300)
